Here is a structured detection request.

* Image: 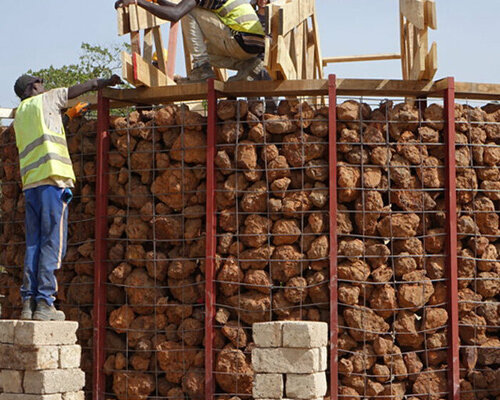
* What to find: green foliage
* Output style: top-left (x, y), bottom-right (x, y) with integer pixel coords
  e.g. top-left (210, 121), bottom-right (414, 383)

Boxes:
top-left (27, 42), bottom-right (129, 90)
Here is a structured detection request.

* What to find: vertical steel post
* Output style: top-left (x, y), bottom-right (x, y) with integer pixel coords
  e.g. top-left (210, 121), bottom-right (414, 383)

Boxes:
top-left (93, 91), bottom-right (110, 400)
top-left (444, 77), bottom-right (460, 400)
top-left (205, 79), bottom-right (217, 400)
top-left (328, 74), bottom-right (338, 400)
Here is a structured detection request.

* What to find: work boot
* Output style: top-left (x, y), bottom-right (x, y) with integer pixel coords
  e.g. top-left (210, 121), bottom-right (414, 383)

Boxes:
top-left (33, 300), bottom-right (65, 321)
top-left (20, 298), bottom-right (36, 320)
top-left (187, 63), bottom-right (216, 82)
top-left (228, 57), bottom-right (265, 82)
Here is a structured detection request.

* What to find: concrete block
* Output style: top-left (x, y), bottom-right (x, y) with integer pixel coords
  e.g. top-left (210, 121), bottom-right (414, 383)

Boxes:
top-left (253, 374), bottom-right (283, 399)
top-left (0, 395), bottom-right (61, 400)
top-left (253, 322), bottom-right (284, 347)
top-left (59, 345), bottom-right (81, 369)
top-left (319, 346), bottom-right (327, 372)
top-left (14, 322), bottom-right (78, 346)
top-left (62, 392), bottom-right (85, 400)
top-left (23, 369), bottom-right (85, 395)
top-left (0, 344), bottom-right (59, 370)
top-left (286, 372), bottom-right (327, 399)
top-left (0, 371), bottom-right (24, 393)
top-left (282, 321), bottom-right (328, 348)
top-left (0, 321), bottom-right (18, 344)
top-left (252, 348), bottom-right (325, 373)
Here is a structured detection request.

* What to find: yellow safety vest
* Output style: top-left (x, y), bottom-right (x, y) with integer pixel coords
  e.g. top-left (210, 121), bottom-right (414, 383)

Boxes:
top-left (14, 94), bottom-right (75, 188)
top-left (214, 0), bottom-right (265, 36)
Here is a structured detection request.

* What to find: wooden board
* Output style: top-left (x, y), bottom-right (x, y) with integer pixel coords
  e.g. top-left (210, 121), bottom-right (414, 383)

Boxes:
top-left (122, 51), bottom-right (137, 86)
top-left (423, 41), bottom-right (438, 80)
top-left (117, 4), bottom-right (168, 35)
top-left (0, 108), bottom-right (16, 119)
top-left (279, 0), bottom-right (315, 36)
top-left (276, 35), bottom-right (297, 80)
top-left (323, 53), bottom-right (401, 65)
top-left (400, 0), bottom-right (426, 29)
top-left (425, 0), bottom-right (437, 29)
top-left (133, 53), bottom-right (175, 87)
top-left (117, 7), bottom-right (131, 36)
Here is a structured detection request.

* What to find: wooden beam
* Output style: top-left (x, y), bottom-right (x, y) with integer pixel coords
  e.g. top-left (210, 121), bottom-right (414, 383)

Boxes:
top-left (311, 11), bottom-right (323, 79)
top-left (152, 27), bottom-right (166, 74)
top-left (279, 0), bottom-right (315, 36)
top-left (400, 0), bottom-right (426, 29)
top-left (130, 31), bottom-right (141, 56)
top-left (323, 53), bottom-right (402, 65)
top-left (122, 51), bottom-right (138, 86)
top-left (423, 41), bottom-right (438, 80)
top-left (276, 35), bottom-right (297, 80)
top-left (117, 7), bottom-right (130, 36)
top-left (133, 53), bottom-right (175, 87)
top-left (143, 28), bottom-right (154, 63)
top-left (425, 0), bottom-right (437, 29)
top-left (167, 22), bottom-right (179, 79)
top-left (0, 108), bottom-right (15, 119)
top-left (128, 4), bottom-right (140, 32)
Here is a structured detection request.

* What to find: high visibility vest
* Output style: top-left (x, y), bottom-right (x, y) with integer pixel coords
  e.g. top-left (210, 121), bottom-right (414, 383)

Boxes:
top-left (214, 0), bottom-right (265, 36)
top-left (14, 94), bottom-right (75, 188)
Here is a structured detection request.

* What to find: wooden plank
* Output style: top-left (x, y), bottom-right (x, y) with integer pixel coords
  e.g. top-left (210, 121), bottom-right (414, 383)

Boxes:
top-left (143, 28), bottom-right (154, 63)
top-left (400, 15), bottom-right (408, 80)
top-left (311, 11), bottom-right (323, 79)
top-left (279, 0), bottom-right (315, 36)
top-left (276, 35), bottom-right (297, 80)
top-left (306, 25), bottom-right (315, 79)
top-left (409, 39), bottom-right (426, 80)
top-left (117, 7), bottom-right (131, 36)
top-left (425, 0), bottom-right (437, 29)
top-left (131, 31), bottom-right (141, 55)
top-left (167, 22), bottom-right (179, 79)
top-left (152, 27), bottom-right (166, 74)
top-left (423, 41), bottom-right (438, 80)
top-left (122, 51), bottom-right (139, 86)
top-left (129, 4), bottom-right (140, 32)
top-left (0, 108), bottom-right (15, 119)
top-left (323, 53), bottom-right (401, 65)
top-left (400, 0), bottom-right (426, 29)
top-left (294, 21), bottom-right (305, 78)
top-left (182, 24), bottom-right (193, 75)
top-left (214, 68), bottom-right (228, 82)
top-left (133, 52), bottom-right (175, 87)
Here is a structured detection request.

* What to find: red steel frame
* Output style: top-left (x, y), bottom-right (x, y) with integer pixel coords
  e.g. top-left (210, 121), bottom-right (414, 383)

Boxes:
top-left (444, 77), bottom-right (460, 400)
top-left (328, 74), bottom-right (338, 400)
top-left (93, 91), bottom-right (111, 400)
top-left (91, 78), bottom-right (464, 400)
top-left (205, 78), bottom-right (218, 400)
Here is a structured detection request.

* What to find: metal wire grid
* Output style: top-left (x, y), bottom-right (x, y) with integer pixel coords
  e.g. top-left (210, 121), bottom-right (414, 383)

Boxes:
top-left (336, 96), bottom-right (450, 400)
top-left (455, 99), bottom-right (500, 400)
top-left (212, 96), bottom-right (330, 398)
top-left (103, 102), bottom-right (207, 400)
top-left (0, 116), bottom-right (98, 396)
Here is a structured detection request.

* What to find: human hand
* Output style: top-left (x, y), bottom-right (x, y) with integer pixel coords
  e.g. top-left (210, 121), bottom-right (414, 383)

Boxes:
top-left (114, 0), bottom-right (124, 9)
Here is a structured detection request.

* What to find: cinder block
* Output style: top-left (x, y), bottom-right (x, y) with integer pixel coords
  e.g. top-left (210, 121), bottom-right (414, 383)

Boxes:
top-left (253, 322), bottom-right (284, 347)
top-left (59, 345), bottom-right (81, 369)
top-left (253, 374), bottom-right (283, 399)
top-left (319, 346), bottom-right (327, 372)
top-left (282, 321), bottom-right (328, 348)
top-left (286, 372), bottom-right (327, 399)
top-left (0, 321), bottom-right (18, 344)
top-left (252, 348), bottom-right (325, 373)
top-left (0, 395), bottom-right (61, 400)
top-left (0, 344), bottom-right (59, 370)
top-left (0, 370), bottom-right (24, 393)
top-left (23, 369), bottom-right (85, 395)
top-left (14, 322), bottom-right (78, 346)
top-left (62, 392), bottom-right (84, 400)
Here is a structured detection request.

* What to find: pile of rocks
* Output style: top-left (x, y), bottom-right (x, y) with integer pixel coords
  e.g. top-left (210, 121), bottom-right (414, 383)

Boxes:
top-left (0, 320), bottom-right (84, 400)
top-left (252, 321), bottom-right (328, 400)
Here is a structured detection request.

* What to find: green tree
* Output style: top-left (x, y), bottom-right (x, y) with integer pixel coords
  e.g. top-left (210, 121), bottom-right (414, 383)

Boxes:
top-left (27, 42), bottom-right (128, 89)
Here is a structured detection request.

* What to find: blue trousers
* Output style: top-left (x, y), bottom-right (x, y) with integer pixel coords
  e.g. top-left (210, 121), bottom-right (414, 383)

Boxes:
top-left (21, 185), bottom-right (72, 305)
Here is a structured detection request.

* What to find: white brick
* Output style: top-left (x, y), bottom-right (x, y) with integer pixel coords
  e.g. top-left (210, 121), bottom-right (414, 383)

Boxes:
top-left (252, 348), bottom-right (324, 373)
top-left (0, 344), bottom-right (58, 370)
top-left (286, 372), bottom-right (327, 399)
top-left (59, 345), bottom-right (81, 369)
top-left (282, 321), bottom-right (328, 348)
top-left (0, 321), bottom-right (18, 344)
top-left (319, 346), bottom-right (327, 372)
top-left (14, 322), bottom-right (78, 346)
top-left (0, 395), bottom-right (61, 400)
top-left (253, 374), bottom-right (283, 399)
top-left (62, 392), bottom-right (85, 400)
top-left (24, 369), bottom-right (85, 395)
top-left (0, 371), bottom-right (24, 393)
top-left (253, 322), bottom-right (284, 347)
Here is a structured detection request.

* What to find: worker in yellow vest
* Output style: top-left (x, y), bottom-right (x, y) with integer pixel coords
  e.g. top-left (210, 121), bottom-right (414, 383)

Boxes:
top-left (13, 74), bottom-right (121, 321)
top-left (115, 0), bottom-right (267, 82)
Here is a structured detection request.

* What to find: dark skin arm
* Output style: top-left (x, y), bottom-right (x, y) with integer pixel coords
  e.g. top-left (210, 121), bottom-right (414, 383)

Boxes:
top-left (115, 0), bottom-right (196, 22)
top-left (67, 75), bottom-right (122, 100)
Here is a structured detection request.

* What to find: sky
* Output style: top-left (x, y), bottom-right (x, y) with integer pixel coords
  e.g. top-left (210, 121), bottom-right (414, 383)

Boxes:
top-left (0, 0), bottom-right (499, 109)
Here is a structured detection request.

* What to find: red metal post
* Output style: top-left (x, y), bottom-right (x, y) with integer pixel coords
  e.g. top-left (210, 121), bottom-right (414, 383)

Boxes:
top-left (205, 79), bottom-right (217, 400)
top-left (166, 22), bottom-right (179, 79)
top-left (328, 74), bottom-right (338, 400)
top-left (93, 91), bottom-right (110, 400)
top-left (444, 77), bottom-right (460, 400)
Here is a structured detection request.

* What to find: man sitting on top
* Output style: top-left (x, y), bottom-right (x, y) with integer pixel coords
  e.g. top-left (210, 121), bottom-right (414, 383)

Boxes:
top-left (115, 0), bottom-right (267, 82)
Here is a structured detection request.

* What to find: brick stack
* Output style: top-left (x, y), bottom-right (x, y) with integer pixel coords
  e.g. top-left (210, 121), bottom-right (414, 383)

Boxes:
top-left (0, 321), bottom-right (85, 400)
top-left (252, 321), bottom-right (328, 400)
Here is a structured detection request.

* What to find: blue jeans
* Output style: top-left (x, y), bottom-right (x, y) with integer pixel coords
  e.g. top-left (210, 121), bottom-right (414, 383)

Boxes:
top-left (21, 185), bottom-right (72, 306)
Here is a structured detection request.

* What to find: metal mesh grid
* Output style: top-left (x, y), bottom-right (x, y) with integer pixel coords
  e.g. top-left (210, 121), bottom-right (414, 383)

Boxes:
top-left (336, 97), bottom-right (449, 400)
top-left (213, 97), bottom-right (331, 398)
top-left (455, 100), bottom-right (500, 400)
top-left (103, 102), bottom-right (207, 400)
top-left (0, 115), bottom-right (97, 396)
